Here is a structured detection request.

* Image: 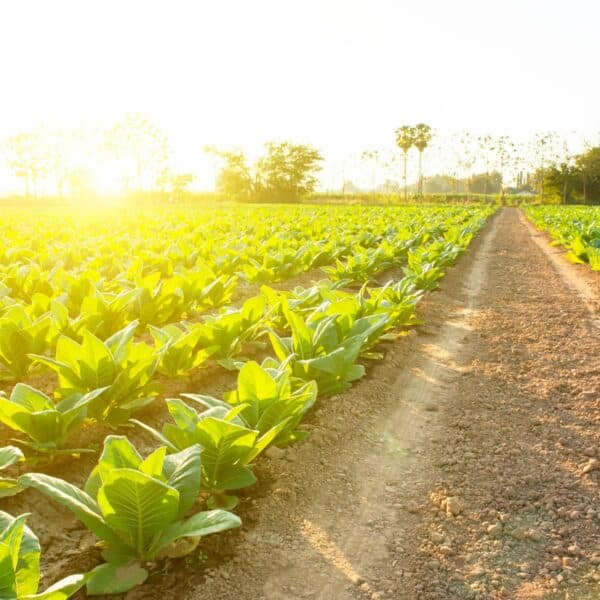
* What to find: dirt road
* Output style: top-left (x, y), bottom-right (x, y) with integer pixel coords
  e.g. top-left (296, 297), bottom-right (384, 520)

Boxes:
top-left (168, 208), bottom-right (599, 600)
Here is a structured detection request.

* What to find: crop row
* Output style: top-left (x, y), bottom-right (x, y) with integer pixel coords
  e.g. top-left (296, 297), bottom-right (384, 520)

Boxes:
top-left (0, 205), bottom-right (493, 598)
top-left (1, 206), bottom-right (482, 383)
top-left (524, 205), bottom-right (600, 270)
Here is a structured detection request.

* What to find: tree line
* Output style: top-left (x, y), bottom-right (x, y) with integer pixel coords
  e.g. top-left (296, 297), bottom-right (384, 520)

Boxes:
top-left (1, 114), bottom-right (599, 204)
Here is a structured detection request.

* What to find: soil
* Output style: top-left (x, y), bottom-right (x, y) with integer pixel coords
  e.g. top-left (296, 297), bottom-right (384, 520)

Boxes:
top-left (4, 207), bottom-right (600, 599)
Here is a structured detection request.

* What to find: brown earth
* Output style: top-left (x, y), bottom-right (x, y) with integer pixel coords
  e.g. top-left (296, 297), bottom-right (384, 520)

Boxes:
top-left (5, 207), bottom-right (600, 599)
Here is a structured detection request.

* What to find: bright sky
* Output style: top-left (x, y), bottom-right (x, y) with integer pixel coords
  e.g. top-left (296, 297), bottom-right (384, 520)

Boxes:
top-left (0, 0), bottom-right (598, 191)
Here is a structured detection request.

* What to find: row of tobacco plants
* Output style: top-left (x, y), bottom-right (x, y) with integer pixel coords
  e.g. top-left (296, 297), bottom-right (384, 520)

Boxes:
top-left (0, 204), bottom-right (494, 597)
top-left (524, 205), bottom-right (600, 271)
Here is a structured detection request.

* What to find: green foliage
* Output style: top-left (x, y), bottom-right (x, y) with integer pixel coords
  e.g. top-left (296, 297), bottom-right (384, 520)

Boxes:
top-left (173, 270), bottom-right (237, 313)
top-left (0, 446), bottom-right (25, 498)
top-left (240, 248), bottom-right (308, 284)
top-left (149, 323), bottom-right (215, 378)
top-left (268, 302), bottom-right (385, 395)
top-left (194, 296), bottom-right (266, 359)
top-left (307, 280), bottom-right (422, 357)
top-left (525, 206), bottom-right (600, 271)
top-left (395, 125), bottom-right (416, 154)
top-left (20, 437), bottom-right (240, 594)
top-left (0, 510), bottom-right (89, 599)
top-left (207, 142), bottom-right (323, 203)
top-left (255, 142), bottom-right (323, 203)
top-left (129, 272), bottom-right (186, 327)
top-left (78, 289), bottom-right (139, 340)
top-left (30, 322), bottom-right (159, 425)
top-left (205, 148), bottom-right (254, 202)
top-left (0, 384), bottom-right (106, 452)
top-left (0, 306), bottom-right (52, 380)
top-left (221, 360), bottom-right (317, 446)
top-left (133, 397), bottom-right (283, 508)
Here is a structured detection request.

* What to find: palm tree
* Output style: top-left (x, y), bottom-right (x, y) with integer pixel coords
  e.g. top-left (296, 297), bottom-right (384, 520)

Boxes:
top-left (395, 125), bottom-right (415, 202)
top-left (413, 123), bottom-right (432, 197)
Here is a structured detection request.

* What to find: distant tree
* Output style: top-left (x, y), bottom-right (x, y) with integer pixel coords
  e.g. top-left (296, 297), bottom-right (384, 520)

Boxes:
top-left (5, 132), bottom-right (52, 198)
top-left (469, 171), bottom-right (502, 194)
top-left (255, 142), bottom-right (323, 203)
top-left (361, 149), bottom-right (380, 192)
top-left (539, 163), bottom-right (578, 204)
top-left (157, 169), bottom-right (194, 202)
top-left (476, 134), bottom-right (494, 200)
top-left (105, 113), bottom-right (169, 193)
top-left (377, 178), bottom-right (401, 194)
top-left (456, 132), bottom-right (476, 200)
top-left (531, 145), bottom-right (600, 204)
top-left (394, 125), bottom-right (415, 202)
top-left (65, 166), bottom-right (94, 200)
top-left (530, 131), bottom-right (558, 203)
top-left (491, 135), bottom-right (517, 196)
top-left (413, 124), bottom-right (433, 197)
top-left (577, 146), bottom-right (600, 203)
top-left (204, 147), bottom-right (253, 202)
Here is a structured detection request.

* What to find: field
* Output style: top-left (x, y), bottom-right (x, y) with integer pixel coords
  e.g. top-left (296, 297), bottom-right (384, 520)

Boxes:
top-left (524, 206), bottom-right (600, 270)
top-left (0, 204), bottom-right (496, 598)
top-left (2, 203), bottom-right (600, 599)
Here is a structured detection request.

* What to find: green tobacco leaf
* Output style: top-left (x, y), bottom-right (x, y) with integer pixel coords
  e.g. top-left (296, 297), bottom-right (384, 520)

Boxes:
top-left (19, 473), bottom-right (123, 550)
top-left (194, 417), bottom-right (259, 491)
top-left (97, 469), bottom-right (179, 559)
top-left (0, 510), bottom-right (41, 597)
top-left (0, 445), bottom-right (25, 470)
top-left (158, 509), bottom-right (241, 551)
top-left (86, 562), bottom-right (148, 596)
top-left (23, 573), bottom-right (90, 600)
top-left (0, 480), bottom-right (24, 498)
top-left (206, 493), bottom-right (239, 510)
top-left (162, 445), bottom-right (202, 518)
top-left (84, 436), bottom-right (143, 500)
top-left (0, 540), bottom-right (17, 597)
top-left (282, 304), bottom-right (313, 358)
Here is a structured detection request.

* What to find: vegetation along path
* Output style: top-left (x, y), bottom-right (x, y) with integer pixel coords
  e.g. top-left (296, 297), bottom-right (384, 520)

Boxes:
top-left (171, 207), bottom-right (599, 600)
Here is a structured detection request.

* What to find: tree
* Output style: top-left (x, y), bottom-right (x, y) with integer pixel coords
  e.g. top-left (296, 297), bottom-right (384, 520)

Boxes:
top-left (394, 125), bottom-right (415, 202)
top-left (530, 131), bottom-right (558, 203)
top-left (476, 134), bottom-right (494, 201)
top-left (469, 171), bottom-right (502, 194)
top-left (413, 124), bottom-right (432, 197)
top-left (5, 132), bottom-right (52, 198)
top-left (255, 142), bottom-right (323, 203)
top-left (491, 135), bottom-right (517, 198)
top-left (532, 145), bottom-right (600, 204)
top-left (577, 146), bottom-right (600, 203)
top-left (157, 170), bottom-right (194, 202)
top-left (456, 131), bottom-right (476, 201)
top-left (104, 113), bottom-right (169, 193)
top-left (204, 147), bottom-right (253, 202)
top-left (205, 142), bottom-right (322, 203)
top-left (361, 149), bottom-right (380, 192)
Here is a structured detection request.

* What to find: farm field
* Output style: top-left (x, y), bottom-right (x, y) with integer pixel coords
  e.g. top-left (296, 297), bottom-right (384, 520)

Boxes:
top-left (0, 203), bottom-right (598, 600)
top-left (3, 0), bottom-right (600, 598)
top-left (0, 203), bottom-right (494, 598)
top-left (524, 206), bottom-right (600, 271)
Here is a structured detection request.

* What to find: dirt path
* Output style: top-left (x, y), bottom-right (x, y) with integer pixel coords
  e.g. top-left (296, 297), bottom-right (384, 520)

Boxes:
top-left (162, 207), bottom-right (600, 600)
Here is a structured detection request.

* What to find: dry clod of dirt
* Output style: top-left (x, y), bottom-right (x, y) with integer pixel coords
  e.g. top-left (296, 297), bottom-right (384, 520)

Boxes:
top-left (442, 496), bottom-right (463, 517)
top-left (265, 446), bottom-right (286, 460)
top-left (581, 458), bottom-right (600, 474)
